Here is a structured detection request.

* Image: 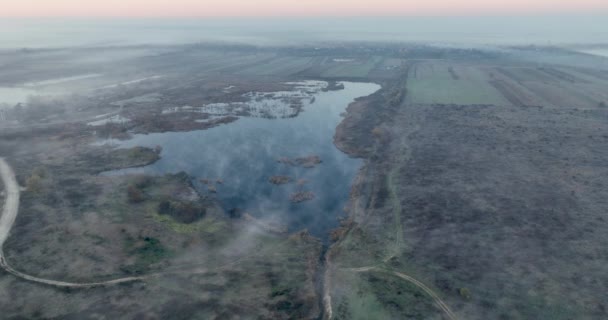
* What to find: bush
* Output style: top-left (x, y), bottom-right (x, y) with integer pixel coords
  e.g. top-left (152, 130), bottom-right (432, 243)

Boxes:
top-left (127, 185), bottom-right (145, 203)
top-left (158, 200), bottom-right (206, 223)
top-left (388, 87), bottom-right (404, 106)
top-left (371, 127), bottom-right (383, 139)
top-left (25, 174), bottom-right (43, 193)
top-left (122, 236), bottom-right (169, 275)
top-left (32, 166), bottom-right (47, 179)
top-left (459, 287), bottom-right (472, 300)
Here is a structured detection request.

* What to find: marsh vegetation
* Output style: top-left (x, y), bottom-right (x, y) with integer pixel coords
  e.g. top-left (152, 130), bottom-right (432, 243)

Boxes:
top-left (1, 41), bottom-right (608, 319)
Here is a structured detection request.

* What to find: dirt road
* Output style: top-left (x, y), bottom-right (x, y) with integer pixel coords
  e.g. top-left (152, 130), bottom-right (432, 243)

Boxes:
top-left (0, 157), bottom-right (143, 288)
top-left (345, 266), bottom-right (459, 320)
top-left (0, 158), bottom-right (20, 259)
top-left (0, 158), bottom-right (283, 288)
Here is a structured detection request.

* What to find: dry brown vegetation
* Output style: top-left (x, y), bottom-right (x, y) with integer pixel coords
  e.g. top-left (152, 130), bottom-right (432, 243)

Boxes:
top-left (289, 191), bottom-right (315, 203)
top-left (269, 175), bottom-right (292, 185)
top-left (3, 43), bottom-right (608, 319)
top-left (0, 121), bottom-right (322, 319)
top-left (277, 155), bottom-right (322, 168)
top-left (329, 57), bottom-right (608, 319)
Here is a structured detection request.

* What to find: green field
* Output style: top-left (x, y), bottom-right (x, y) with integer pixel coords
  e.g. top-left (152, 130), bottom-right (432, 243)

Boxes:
top-left (239, 56), bottom-right (314, 76)
top-left (321, 56), bottom-right (385, 78)
top-left (407, 63), bottom-right (509, 105)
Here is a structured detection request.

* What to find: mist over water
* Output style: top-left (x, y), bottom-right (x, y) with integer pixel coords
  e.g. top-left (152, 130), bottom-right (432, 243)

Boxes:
top-left (102, 82), bottom-right (380, 239)
top-left (2, 15), bottom-right (608, 49)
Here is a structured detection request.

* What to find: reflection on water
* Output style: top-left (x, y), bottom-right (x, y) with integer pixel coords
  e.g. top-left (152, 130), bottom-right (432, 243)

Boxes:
top-left (103, 82), bottom-right (380, 239)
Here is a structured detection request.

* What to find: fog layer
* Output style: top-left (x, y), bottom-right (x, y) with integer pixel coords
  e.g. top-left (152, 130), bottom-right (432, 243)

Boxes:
top-left (2, 15), bottom-right (608, 49)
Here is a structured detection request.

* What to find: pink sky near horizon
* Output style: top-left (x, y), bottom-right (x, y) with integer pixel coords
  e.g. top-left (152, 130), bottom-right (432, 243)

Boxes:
top-left (3, 0), bottom-right (608, 17)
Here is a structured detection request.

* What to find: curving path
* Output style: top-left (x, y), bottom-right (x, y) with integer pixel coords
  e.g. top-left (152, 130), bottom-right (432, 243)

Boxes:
top-left (3, 158), bottom-right (457, 317)
top-left (0, 158), bottom-right (19, 256)
top-left (0, 157), bottom-right (287, 288)
top-left (345, 266), bottom-right (458, 320)
top-left (0, 157), bottom-right (142, 287)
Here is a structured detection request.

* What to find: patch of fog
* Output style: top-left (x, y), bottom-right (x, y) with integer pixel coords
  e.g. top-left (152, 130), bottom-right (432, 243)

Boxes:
top-left (0, 87), bottom-right (38, 106)
top-left (284, 80), bottom-right (328, 92)
top-left (120, 75), bottom-right (163, 85)
top-left (99, 75), bottom-right (163, 89)
top-left (577, 49), bottom-right (608, 58)
top-left (93, 112), bottom-right (115, 119)
top-left (100, 82), bottom-right (381, 238)
top-left (194, 116), bottom-right (224, 123)
top-left (23, 74), bottom-right (102, 87)
top-left (0, 87), bottom-right (66, 106)
top-left (207, 100), bottom-right (303, 119)
top-left (162, 81), bottom-right (329, 119)
top-left (248, 98), bottom-right (304, 118)
top-left (87, 115), bottom-right (130, 126)
top-left (72, 48), bottom-right (177, 64)
top-left (162, 105), bottom-right (197, 114)
top-left (248, 91), bottom-right (308, 99)
top-left (91, 139), bottom-right (122, 147)
top-left (111, 93), bottom-right (162, 107)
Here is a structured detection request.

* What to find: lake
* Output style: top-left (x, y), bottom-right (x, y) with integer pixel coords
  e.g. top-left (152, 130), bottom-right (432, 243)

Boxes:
top-left (103, 81), bottom-right (380, 239)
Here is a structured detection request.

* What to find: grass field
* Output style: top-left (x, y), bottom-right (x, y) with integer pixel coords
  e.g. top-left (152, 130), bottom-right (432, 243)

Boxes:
top-left (239, 56), bottom-right (314, 76)
top-left (331, 269), bottom-right (443, 320)
top-left (321, 56), bottom-right (385, 78)
top-left (493, 66), bottom-right (608, 108)
top-left (407, 62), bottom-right (510, 105)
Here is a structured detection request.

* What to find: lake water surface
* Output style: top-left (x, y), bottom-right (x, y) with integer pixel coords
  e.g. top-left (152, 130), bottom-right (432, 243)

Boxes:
top-left (104, 82), bottom-right (380, 238)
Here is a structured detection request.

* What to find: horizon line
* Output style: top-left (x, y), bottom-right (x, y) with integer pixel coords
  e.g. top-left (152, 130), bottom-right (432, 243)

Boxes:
top-left (3, 11), bottom-right (608, 19)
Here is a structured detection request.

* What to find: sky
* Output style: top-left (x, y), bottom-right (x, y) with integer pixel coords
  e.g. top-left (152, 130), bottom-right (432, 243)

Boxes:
top-left (2, 0), bottom-right (608, 17)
